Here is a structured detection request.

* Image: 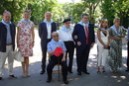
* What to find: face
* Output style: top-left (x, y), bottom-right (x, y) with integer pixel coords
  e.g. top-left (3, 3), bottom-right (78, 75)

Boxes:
top-left (64, 21), bottom-right (71, 28)
top-left (82, 16), bottom-right (89, 23)
top-left (114, 19), bottom-right (120, 27)
top-left (23, 12), bottom-right (30, 20)
top-left (52, 33), bottom-right (59, 41)
top-left (3, 12), bottom-right (11, 22)
top-left (102, 21), bottom-right (108, 28)
top-left (45, 13), bottom-right (51, 21)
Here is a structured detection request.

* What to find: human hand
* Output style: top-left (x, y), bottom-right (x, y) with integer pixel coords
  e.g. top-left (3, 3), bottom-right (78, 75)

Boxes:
top-left (77, 41), bottom-right (81, 46)
top-left (90, 43), bottom-right (94, 48)
top-left (62, 57), bottom-right (66, 62)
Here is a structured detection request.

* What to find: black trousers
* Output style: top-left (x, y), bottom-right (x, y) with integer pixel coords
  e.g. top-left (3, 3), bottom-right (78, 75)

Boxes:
top-left (127, 41), bottom-right (129, 70)
top-left (64, 41), bottom-right (74, 72)
top-left (41, 39), bottom-right (51, 72)
top-left (47, 55), bottom-right (68, 81)
top-left (76, 44), bottom-right (90, 73)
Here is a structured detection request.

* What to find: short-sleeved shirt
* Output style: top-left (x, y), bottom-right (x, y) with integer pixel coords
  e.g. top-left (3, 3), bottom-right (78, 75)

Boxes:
top-left (47, 39), bottom-right (67, 53)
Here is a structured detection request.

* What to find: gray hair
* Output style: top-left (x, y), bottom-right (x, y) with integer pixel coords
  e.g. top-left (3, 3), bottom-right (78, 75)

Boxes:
top-left (3, 10), bottom-right (11, 16)
top-left (45, 11), bottom-right (52, 16)
top-left (52, 31), bottom-right (58, 37)
top-left (113, 17), bottom-right (120, 23)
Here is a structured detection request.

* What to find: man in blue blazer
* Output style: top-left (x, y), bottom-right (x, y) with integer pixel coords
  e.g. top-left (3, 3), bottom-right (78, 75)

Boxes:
top-left (126, 27), bottom-right (129, 72)
top-left (0, 10), bottom-right (16, 80)
top-left (72, 14), bottom-right (95, 75)
top-left (38, 12), bottom-right (57, 74)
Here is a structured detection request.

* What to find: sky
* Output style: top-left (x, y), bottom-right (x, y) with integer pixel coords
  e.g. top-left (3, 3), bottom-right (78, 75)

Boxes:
top-left (57, 0), bottom-right (81, 3)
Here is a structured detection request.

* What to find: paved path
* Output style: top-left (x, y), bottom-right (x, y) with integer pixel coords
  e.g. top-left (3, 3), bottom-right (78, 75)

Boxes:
top-left (0, 30), bottom-right (129, 86)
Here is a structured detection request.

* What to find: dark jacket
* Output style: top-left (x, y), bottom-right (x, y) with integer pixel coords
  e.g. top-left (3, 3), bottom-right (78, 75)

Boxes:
top-left (72, 23), bottom-right (95, 46)
top-left (38, 22), bottom-right (56, 50)
top-left (0, 22), bottom-right (16, 52)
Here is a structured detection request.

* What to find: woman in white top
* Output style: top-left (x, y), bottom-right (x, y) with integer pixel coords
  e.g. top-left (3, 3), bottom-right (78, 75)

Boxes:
top-left (97, 18), bottom-right (110, 73)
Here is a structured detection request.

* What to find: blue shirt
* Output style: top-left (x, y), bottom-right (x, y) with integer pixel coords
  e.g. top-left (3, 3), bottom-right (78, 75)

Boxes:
top-left (2, 19), bottom-right (12, 44)
top-left (47, 39), bottom-right (67, 53)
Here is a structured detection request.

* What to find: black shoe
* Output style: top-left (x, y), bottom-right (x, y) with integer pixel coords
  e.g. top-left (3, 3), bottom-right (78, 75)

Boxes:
top-left (69, 71), bottom-right (73, 73)
top-left (40, 71), bottom-right (45, 75)
top-left (63, 80), bottom-right (69, 84)
top-left (46, 79), bottom-right (51, 83)
top-left (0, 77), bottom-right (3, 80)
top-left (68, 70), bottom-right (73, 73)
top-left (83, 71), bottom-right (90, 75)
top-left (77, 72), bottom-right (82, 75)
top-left (125, 69), bottom-right (129, 72)
top-left (9, 75), bottom-right (17, 79)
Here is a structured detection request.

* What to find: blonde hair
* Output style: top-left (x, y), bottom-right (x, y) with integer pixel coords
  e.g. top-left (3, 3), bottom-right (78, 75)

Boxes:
top-left (100, 18), bottom-right (108, 29)
top-left (113, 17), bottom-right (120, 23)
top-left (24, 9), bottom-right (31, 15)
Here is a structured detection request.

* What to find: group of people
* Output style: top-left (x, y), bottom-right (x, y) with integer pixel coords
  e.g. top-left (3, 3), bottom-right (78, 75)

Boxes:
top-left (96, 18), bottom-right (127, 73)
top-left (0, 10), bottom-right (128, 85)
top-left (0, 10), bottom-right (35, 80)
top-left (39, 13), bottom-right (95, 84)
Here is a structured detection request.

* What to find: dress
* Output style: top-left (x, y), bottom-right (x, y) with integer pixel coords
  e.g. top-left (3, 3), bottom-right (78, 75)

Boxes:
top-left (108, 25), bottom-right (124, 71)
top-left (97, 29), bottom-right (109, 67)
top-left (17, 19), bottom-right (34, 57)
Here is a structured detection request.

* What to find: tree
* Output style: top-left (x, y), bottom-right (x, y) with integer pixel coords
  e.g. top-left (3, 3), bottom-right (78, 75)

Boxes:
top-left (101, 0), bottom-right (115, 26)
top-left (0, 0), bottom-right (33, 22)
top-left (82, 0), bottom-right (101, 23)
top-left (113, 0), bottom-right (129, 28)
top-left (26, 0), bottom-right (59, 24)
top-left (101, 0), bottom-right (129, 27)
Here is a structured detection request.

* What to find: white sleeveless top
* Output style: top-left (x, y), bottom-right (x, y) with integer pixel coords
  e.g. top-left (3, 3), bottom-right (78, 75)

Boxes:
top-left (97, 30), bottom-right (109, 47)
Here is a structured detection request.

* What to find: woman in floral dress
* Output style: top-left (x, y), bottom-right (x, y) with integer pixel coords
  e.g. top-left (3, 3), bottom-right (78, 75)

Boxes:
top-left (109, 18), bottom-right (126, 73)
top-left (17, 10), bottom-right (35, 77)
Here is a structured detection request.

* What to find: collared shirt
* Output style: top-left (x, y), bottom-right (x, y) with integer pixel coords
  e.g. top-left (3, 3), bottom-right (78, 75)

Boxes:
top-left (78, 21), bottom-right (89, 28)
top-left (47, 39), bottom-right (67, 53)
top-left (110, 25), bottom-right (121, 35)
top-left (44, 19), bottom-right (53, 39)
top-left (2, 19), bottom-right (12, 44)
top-left (58, 25), bottom-right (73, 41)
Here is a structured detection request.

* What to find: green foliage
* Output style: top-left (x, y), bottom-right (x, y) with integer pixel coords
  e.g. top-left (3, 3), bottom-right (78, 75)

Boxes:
top-left (101, 0), bottom-right (115, 25)
top-left (62, 3), bottom-right (87, 23)
top-left (0, 0), bottom-right (128, 27)
top-left (101, 0), bottom-right (129, 27)
top-left (82, 0), bottom-right (101, 23)
top-left (0, 0), bottom-right (34, 22)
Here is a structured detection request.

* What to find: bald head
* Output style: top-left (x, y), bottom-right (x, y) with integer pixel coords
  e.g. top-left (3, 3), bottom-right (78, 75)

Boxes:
top-left (52, 32), bottom-right (59, 41)
top-left (3, 10), bottom-right (11, 22)
top-left (44, 12), bottom-right (52, 21)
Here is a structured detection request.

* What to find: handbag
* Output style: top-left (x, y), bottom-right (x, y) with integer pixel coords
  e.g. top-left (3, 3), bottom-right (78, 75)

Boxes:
top-left (14, 50), bottom-right (24, 62)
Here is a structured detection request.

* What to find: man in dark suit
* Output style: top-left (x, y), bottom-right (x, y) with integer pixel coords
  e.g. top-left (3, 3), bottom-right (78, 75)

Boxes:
top-left (38, 12), bottom-right (57, 74)
top-left (0, 10), bottom-right (16, 80)
top-left (72, 14), bottom-right (95, 75)
top-left (126, 27), bottom-right (129, 72)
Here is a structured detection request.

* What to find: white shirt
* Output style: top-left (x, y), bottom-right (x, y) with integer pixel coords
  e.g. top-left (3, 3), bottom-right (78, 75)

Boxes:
top-left (78, 21), bottom-right (89, 28)
top-left (58, 25), bottom-right (73, 42)
top-left (44, 19), bottom-right (53, 39)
